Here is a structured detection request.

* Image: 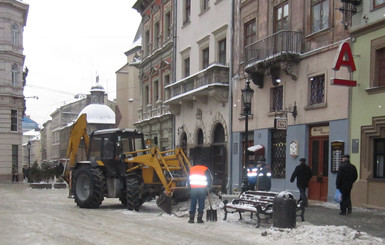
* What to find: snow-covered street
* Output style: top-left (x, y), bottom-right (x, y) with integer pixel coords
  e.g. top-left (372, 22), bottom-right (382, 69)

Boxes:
top-left (0, 183), bottom-right (383, 245)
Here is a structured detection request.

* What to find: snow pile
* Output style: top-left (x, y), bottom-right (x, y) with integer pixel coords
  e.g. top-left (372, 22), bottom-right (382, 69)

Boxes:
top-left (161, 193), bottom-right (384, 245)
top-left (264, 225), bottom-right (383, 245)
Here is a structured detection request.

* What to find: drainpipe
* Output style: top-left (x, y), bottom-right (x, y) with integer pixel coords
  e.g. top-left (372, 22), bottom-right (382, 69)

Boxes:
top-left (228, 0), bottom-right (235, 194)
top-left (171, 0), bottom-right (178, 149)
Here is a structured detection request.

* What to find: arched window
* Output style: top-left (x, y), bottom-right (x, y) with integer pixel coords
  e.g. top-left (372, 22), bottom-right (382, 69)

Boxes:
top-left (213, 124), bottom-right (225, 144)
top-left (12, 24), bottom-right (19, 46)
top-left (181, 132), bottom-right (187, 154)
top-left (12, 64), bottom-right (18, 86)
top-left (197, 128), bottom-right (203, 146)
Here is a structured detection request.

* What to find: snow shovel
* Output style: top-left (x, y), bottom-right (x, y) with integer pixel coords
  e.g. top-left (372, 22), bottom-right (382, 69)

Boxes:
top-left (206, 189), bottom-right (217, 222)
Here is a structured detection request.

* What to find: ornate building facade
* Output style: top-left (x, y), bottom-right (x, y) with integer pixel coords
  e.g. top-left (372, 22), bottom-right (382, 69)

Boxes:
top-left (0, 0), bottom-right (28, 182)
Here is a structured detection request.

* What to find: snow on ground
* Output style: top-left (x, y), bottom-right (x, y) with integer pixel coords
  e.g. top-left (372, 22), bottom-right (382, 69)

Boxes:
top-left (1, 185), bottom-right (384, 245)
top-left (157, 193), bottom-right (383, 245)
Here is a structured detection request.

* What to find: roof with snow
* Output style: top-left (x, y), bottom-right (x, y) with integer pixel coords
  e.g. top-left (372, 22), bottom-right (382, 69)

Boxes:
top-left (78, 104), bottom-right (115, 124)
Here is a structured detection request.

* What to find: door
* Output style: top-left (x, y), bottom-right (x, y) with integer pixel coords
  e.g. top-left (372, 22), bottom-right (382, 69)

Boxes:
top-left (308, 136), bottom-right (329, 201)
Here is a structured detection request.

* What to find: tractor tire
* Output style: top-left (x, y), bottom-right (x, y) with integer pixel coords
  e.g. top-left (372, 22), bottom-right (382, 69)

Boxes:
top-left (126, 177), bottom-right (141, 211)
top-left (73, 165), bottom-right (105, 208)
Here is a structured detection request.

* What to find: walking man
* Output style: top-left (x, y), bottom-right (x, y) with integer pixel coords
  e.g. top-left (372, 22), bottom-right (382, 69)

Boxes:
top-left (12, 167), bottom-right (18, 182)
top-left (336, 154), bottom-right (358, 215)
top-left (290, 158), bottom-right (312, 206)
top-left (188, 163), bottom-right (212, 224)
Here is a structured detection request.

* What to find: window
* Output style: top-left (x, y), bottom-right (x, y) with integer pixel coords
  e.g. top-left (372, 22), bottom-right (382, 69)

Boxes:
top-left (310, 75), bottom-right (325, 105)
top-left (11, 110), bottom-right (17, 132)
top-left (311, 0), bottom-right (329, 33)
top-left (12, 64), bottom-right (18, 87)
top-left (374, 139), bottom-right (385, 178)
top-left (144, 30), bottom-right (150, 56)
top-left (373, 0), bottom-right (385, 9)
top-left (202, 47), bottom-right (209, 69)
top-left (90, 137), bottom-right (102, 160)
top-left (184, 57), bottom-right (190, 77)
top-left (12, 24), bottom-right (19, 46)
top-left (218, 39), bottom-right (226, 65)
top-left (12, 145), bottom-right (18, 170)
top-left (164, 74), bottom-right (170, 100)
top-left (274, 2), bottom-right (289, 32)
top-left (197, 129), bottom-right (204, 146)
top-left (165, 12), bottom-right (171, 39)
top-left (244, 19), bottom-right (256, 62)
top-left (376, 47), bottom-right (385, 87)
top-left (202, 0), bottom-right (209, 12)
top-left (154, 22), bottom-right (160, 49)
top-left (271, 86), bottom-right (283, 111)
top-left (244, 19), bottom-right (256, 47)
top-left (153, 80), bottom-right (159, 102)
top-left (145, 85), bottom-right (150, 105)
top-left (184, 0), bottom-right (191, 24)
top-left (103, 137), bottom-right (114, 159)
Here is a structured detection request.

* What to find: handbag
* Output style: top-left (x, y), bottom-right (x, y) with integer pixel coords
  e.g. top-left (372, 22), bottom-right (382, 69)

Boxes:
top-left (334, 189), bottom-right (342, 203)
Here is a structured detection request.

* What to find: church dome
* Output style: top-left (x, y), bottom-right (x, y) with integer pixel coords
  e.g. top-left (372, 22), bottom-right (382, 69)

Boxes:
top-left (78, 104), bottom-right (115, 124)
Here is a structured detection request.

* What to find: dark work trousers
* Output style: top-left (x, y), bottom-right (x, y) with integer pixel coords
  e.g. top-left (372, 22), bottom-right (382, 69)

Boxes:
top-left (298, 187), bottom-right (308, 206)
top-left (340, 188), bottom-right (352, 213)
top-left (189, 188), bottom-right (207, 214)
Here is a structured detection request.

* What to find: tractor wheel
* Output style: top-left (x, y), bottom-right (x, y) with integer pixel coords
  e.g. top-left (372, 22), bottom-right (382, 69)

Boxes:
top-left (119, 187), bottom-right (127, 206)
top-left (126, 177), bottom-right (141, 211)
top-left (73, 165), bottom-right (105, 208)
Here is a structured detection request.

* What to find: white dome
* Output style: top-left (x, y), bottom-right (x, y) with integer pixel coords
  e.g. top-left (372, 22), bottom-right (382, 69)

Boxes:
top-left (78, 104), bottom-right (115, 124)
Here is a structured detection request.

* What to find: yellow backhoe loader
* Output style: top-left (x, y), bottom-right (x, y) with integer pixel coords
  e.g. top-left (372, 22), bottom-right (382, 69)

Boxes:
top-left (63, 113), bottom-right (191, 213)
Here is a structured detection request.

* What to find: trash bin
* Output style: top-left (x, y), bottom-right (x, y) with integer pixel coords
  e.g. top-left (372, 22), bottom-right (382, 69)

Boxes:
top-left (273, 191), bottom-right (296, 228)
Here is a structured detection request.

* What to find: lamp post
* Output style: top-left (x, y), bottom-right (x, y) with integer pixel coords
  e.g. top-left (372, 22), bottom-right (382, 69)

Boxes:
top-left (27, 141), bottom-right (31, 168)
top-left (242, 79), bottom-right (254, 170)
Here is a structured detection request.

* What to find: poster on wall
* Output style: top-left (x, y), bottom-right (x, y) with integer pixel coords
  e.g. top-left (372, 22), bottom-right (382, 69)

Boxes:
top-left (331, 141), bottom-right (344, 172)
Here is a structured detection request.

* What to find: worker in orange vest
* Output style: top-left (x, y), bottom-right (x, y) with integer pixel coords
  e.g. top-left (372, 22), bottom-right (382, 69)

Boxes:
top-left (188, 164), bottom-right (213, 223)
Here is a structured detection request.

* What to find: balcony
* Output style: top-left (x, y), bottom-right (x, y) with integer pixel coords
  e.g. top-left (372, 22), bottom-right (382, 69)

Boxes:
top-left (136, 103), bottom-right (170, 123)
top-left (244, 30), bottom-right (302, 87)
top-left (164, 64), bottom-right (229, 114)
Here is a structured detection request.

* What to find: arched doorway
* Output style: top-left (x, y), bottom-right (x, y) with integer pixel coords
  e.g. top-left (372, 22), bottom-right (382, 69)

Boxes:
top-left (212, 123), bottom-right (227, 193)
top-left (180, 132), bottom-right (187, 154)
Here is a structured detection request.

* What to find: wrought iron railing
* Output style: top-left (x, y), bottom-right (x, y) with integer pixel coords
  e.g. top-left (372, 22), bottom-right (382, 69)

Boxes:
top-left (167, 64), bottom-right (229, 99)
top-left (244, 30), bottom-right (302, 65)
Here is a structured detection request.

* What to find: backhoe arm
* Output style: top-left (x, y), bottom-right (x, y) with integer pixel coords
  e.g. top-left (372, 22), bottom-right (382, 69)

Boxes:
top-left (62, 113), bottom-right (90, 183)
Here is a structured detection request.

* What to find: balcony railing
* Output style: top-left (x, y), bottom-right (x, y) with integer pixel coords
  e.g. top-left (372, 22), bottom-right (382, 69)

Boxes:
top-left (244, 30), bottom-right (302, 66)
top-left (138, 104), bottom-right (170, 121)
top-left (166, 64), bottom-right (229, 101)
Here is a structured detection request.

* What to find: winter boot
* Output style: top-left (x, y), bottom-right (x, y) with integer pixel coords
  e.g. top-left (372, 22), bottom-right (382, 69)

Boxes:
top-left (197, 212), bottom-right (204, 223)
top-left (188, 212), bottom-right (195, 223)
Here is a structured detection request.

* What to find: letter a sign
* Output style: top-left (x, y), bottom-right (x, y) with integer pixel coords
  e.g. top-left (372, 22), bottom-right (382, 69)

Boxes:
top-left (331, 42), bottom-right (357, 87)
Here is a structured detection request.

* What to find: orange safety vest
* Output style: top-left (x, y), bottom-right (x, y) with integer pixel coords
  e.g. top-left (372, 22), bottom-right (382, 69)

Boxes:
top-left (189, 165), bottom-right (208, 188)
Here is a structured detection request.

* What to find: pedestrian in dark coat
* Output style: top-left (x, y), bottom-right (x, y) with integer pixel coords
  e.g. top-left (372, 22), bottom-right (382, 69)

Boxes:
top-left (290, 158), bottom-right (312, 206)
top-left (336, 154), bottom-right (358, 215)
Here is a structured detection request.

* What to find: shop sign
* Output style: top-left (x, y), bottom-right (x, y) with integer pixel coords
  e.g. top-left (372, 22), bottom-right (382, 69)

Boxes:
top-left (310, 126), bottom-right (329, 136)
top-left (331, 42), bottom-right (357, 87)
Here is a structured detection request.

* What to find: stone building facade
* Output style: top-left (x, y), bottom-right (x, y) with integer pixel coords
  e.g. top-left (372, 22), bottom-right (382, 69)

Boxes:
top-left (0, 0), bottom-right (28, 182)
top-left (350, 0), bottom-right (385, 209)
top-left (231, 0), bottom-right (352, 201)
top-left (133, 0), bottom-right (174, 151)
top-left (164, 0), bottom-right (232, 192)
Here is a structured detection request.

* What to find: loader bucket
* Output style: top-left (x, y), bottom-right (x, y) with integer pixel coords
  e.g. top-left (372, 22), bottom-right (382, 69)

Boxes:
top-left (156, 194), bottom-right (172, 214)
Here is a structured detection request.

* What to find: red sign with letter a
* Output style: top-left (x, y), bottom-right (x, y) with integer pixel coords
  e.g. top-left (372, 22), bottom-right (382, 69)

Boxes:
top-left (331, 42), bottom-right (357, 87)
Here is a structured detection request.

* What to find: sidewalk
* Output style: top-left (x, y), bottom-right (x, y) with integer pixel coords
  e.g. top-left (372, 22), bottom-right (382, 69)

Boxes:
top-left (305, 200), bottom-right (385, 239)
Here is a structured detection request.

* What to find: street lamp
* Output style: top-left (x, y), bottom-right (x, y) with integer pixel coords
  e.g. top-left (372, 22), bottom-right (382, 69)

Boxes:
top-left (27, 141), bottom-right (31, 168)
top-left (242, 79), bottom-right (254, 169)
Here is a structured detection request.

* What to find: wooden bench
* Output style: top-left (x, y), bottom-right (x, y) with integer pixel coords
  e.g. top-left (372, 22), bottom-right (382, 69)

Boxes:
top-left (223, 191), bottom-right (305, 228)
